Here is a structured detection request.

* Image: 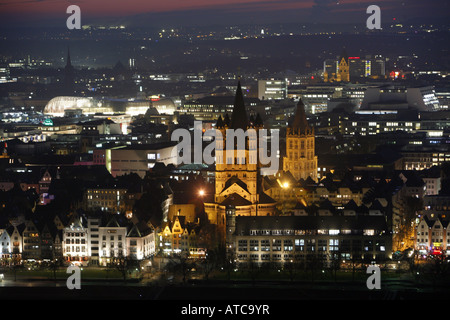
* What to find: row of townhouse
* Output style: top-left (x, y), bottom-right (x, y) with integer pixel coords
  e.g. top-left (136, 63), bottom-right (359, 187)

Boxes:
top-left (0, 212), bottom-right (157, 266)
top-left (157, 215), bottom-right (206, 258)
top-left (415, 195), bottom-right (450, 256)
top-left (0, 220), bottom-right (62, 263)
top-left (415, 214), bottom-right (450, 256)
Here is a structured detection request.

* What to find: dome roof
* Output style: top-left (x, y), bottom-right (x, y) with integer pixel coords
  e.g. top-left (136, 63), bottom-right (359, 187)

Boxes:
top-left (44, 96), bottom-right (94, 116)
top-left (43, 96), bottom-right (176, 117)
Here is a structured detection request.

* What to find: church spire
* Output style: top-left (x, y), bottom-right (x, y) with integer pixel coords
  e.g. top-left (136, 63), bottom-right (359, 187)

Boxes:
top-left (230, 81), bottom-right (248, 130)
top-left (290, 99), bottom-right (311, 133)
top-left (64, 46), bottom-right (75, 95)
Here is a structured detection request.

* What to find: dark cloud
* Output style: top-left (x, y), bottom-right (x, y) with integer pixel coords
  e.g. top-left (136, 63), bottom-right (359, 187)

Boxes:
top-left (310, 0), bottom-right (335, 17)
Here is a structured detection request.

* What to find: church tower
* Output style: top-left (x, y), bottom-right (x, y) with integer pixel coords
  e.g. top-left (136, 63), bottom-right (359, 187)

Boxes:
top-left (337, 48), bottom-right (350, 83)
top-left (214, 81), bottom-right (261, 205)
top-left (203, 81), bottom-right (277, 247)
top-left (283, 99), bottom-right (318, 181)
top-left (204, 81), bottom-right (276, 229)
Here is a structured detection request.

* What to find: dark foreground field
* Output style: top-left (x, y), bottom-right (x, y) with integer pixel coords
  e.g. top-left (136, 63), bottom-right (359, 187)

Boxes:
top-left (1, 279), bottom-right (449, 300)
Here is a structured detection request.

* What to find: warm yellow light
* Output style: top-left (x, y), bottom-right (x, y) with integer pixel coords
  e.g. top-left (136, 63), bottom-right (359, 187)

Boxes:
top-left (283, 182), bottom-right (289, 188)
top-left (199, 189), bottom-right (205, 196)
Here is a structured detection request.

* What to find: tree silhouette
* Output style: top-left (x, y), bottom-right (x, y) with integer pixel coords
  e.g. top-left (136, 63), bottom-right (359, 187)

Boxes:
top-left (166, 252), bottom-right (195, 284)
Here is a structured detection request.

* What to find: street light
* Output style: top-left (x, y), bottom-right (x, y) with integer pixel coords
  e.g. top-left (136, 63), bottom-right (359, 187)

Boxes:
top-left (281, 181), bottom-right (292, 214)
top-left (198, 189), bottom-right (205, 196)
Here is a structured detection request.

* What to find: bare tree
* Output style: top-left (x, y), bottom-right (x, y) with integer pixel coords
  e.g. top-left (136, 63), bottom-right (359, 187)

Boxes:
top-left (348, 249), bottom-right (363, 283)
top-left (47, 258), bottom-right (63, 280)
top-left (166, 251), bottom-right (195, 284)
top-left (422, 254), bottom-right (450, 289)
top-left (110, 254), bottom-right (139, 282)
top-left (306, 253), bottom-right (325, 283)
top-left (10, 256), bottom-right (22, 282)
top-left (201, 249), bottom-right (217, 281)
top-left (283, 257), bottom-right (304, 283)
top-left (216, 245), bottom-right (236, 282)
top-left (406, 251), bottom-right (420, 281)
top-left (328, 250), bottom-right (342, 283)
top-left (246, 260), bottom-right (261, 286)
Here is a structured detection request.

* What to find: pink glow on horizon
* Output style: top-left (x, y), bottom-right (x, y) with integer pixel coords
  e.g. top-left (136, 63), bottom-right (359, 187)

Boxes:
top-left (0, 0), bottom-right (316, 17)
top-left (0, 0), bottom-right (444, 22)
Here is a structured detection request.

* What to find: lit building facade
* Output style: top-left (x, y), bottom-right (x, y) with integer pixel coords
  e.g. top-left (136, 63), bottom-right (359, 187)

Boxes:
top-left (43, 96), bottom-right (176, 117)
top-left (283, 99), bottom-right (318, 181)
top-left (204, 81), bottom-right (277, 245)
top-left (258, 79), bottom-right (287, 100)
top-left (103, 142), bottom-right (177, 178)
top-left (402, 149), bottom-right (450, 171)
top-left (228, 213), bottom-right (392, 266)
top-left (324, 54), bottom-right (386, 82)
top-left (0, 229), bottom-right (12, 261)
top-left (126, 223), bottom-right (156, 261)
top-left (98, 216), bottom-right (128, 266)
top-left (157, 215), bottom-right (203, 257)
top-left (300, 87), bottom-right (336, 114)
top-left (361, 85), bottom-right (440, 112)
top-left (63, 215), bottom-right (89, 266)
top-left (416, 214), bottom-right (449, 256)
top-left (181, 96), bottom-right (261, 121)
top-left (84, 188), bottom-right (128, 213)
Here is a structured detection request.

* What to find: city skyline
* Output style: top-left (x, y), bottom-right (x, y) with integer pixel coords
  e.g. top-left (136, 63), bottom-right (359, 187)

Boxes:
top-left (0, 0), bottom-right (449, 305)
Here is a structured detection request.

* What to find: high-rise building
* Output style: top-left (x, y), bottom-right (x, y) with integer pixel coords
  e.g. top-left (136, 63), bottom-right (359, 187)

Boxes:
top-left (349, 57), bottom-right (366, 80)
top-left (324, 52), bottom-right (386, 82)
top-left (258, 79), bottom-right (287, 100)
top-left (323, 59), bottom-right (337, 82)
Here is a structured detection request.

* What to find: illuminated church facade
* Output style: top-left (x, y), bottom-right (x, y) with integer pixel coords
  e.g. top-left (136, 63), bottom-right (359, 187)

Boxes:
top-left (204, 82), bottom-right (277, 233)
top-left (204, 81), bottom-right (318, 244)
top-left (283, 99), bottom-right (318, 182)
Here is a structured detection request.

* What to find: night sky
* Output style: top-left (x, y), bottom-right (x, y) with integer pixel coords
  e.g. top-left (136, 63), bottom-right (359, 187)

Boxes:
top-left (0, 0), bottom-right (448, 28)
